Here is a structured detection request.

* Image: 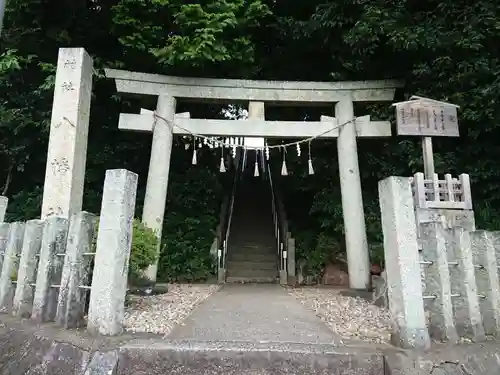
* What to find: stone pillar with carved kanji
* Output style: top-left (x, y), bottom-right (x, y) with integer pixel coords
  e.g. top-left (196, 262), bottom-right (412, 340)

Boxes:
top-left (41, 48), bottom-right (93, 220)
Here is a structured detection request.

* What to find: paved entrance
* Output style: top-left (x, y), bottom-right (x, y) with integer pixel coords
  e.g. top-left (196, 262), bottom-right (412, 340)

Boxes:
top-left (167, 284), bottom-right (344, 344)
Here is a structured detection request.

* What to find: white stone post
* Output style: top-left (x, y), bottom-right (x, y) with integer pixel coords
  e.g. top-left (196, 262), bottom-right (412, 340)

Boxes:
top-left (0, 222), bottom-right (25, 312)
top-left (12, 219), bottom-right (44, 318)
top-left (56, 211), bottom-right (97, 329)
top-left (32, 217), bottom-right (69, 322)
top-left (87, 169), bottom-right (138, 336)
top-left (378, 176), bottom-right (430, 349)
top-left (0, 223), bottom-right (8, 271)
top-left (420, 222), bottom-right (458, 343)
top-left (0, 196), bottom-right (7, 222)
top-left (143, 95), bottom-right (176, 282)
top-left (335, 98), bottom-right (370, 289)
top-left (471, 231), bottom-right (500, 336)
top-left (41, 48), bottom-right (93, 220)
top-left (448, 227), bottom-right (485, 341)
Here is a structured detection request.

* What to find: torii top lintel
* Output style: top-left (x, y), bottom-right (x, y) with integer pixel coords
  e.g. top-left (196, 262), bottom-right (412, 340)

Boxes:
top-left (105, 69), bottom-right (404, 104)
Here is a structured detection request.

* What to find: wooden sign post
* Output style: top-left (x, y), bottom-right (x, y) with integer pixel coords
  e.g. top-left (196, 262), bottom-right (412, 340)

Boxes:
top-left (392, 96), bottom-right (460, 178)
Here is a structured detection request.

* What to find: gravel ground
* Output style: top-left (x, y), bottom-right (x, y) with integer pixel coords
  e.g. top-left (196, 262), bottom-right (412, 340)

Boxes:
top-left (124, 284), bottom-right (220, 335)
top-left (288, 287), bottom-right (392, 344)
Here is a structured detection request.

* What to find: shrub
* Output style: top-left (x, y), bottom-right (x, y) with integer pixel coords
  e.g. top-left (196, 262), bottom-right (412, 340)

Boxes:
top-left (92, 218), bottom-right (158, 284)
top-left (128, 219), bottom-right (158, 283)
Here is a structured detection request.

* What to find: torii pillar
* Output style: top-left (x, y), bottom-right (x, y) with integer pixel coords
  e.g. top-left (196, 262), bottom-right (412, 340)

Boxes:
top-left (336, 98), bottom-right (370, 289)
top-left (142, 96), bottom-right (176, 281)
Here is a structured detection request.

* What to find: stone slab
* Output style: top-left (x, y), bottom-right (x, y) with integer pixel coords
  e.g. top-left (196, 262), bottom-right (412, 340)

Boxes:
top-left (168, 284), bottom-right (344, 344)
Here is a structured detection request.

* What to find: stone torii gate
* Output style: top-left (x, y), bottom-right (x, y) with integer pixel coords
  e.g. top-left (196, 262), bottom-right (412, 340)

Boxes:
top-left (38, 47), bottom-right (403, 290)
top-left (105, 69), bottom-right (403, 289)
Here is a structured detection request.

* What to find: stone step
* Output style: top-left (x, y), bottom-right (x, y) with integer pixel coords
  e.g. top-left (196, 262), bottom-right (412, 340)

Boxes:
top-left (228, 252), bottom-right (277, 262)
top-left (226, 276), bottom-right (278, 283)
top-left (118, 340), bottom-right (385, 374)
top-left (226, 260), bottom-right (277, 271)
top-left (229, 244), bottom-right (276, 253)
top-left (226, 268), bottom-right (278, 279)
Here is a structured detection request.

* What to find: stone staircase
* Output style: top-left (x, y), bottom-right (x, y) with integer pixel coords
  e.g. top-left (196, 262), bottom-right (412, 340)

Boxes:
top-left (226, 174), bottom-right (278, 283)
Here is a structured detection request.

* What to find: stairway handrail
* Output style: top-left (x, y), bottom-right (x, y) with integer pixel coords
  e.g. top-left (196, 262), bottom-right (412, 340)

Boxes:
top-left (220, 150), bottom-right (241, 272)
top-left (267, 162), bottom-right (290, 276)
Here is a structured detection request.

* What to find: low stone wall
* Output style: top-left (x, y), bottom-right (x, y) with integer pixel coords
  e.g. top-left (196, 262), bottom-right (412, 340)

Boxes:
top-left (379, 174), bottom-right (500, 350)
top-left (0, 169), bottom-right (138, 337)
top-left (384, 342), bottom-right (500, 374)
top-left (0, 315), bottom-right (120, 375)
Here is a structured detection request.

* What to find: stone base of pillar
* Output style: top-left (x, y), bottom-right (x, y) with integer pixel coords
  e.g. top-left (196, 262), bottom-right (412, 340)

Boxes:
top-left (279, 270), bottom-right (287, 285)
top-left (218, 268), bottom-right (226, 284)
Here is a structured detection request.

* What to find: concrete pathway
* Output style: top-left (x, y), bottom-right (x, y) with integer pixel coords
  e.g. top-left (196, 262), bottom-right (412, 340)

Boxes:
top-left (167, 284), bottom-right (344, 344)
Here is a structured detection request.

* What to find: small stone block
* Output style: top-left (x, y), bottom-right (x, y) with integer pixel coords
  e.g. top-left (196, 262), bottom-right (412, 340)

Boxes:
top-left (447, 227), bottom-right (486, 341)
top-left (471, 231), bottom-right (500, 336)
top-left (84, 350), bottom-right (119, 375)
top-left (0, 196), bottom-right (7, 223)
top-left (32, 217), bottom-right (69, 322)
top-left (420, 222), bottom-right (458, 343)
top-left (87, 169), bottom-right (138, 336)
top-left (56, 211), bottom-right (97, 329)
top-left (12, 220), bottom-right (44, 318)
top-left (0, 222), bottom-right (25, 312)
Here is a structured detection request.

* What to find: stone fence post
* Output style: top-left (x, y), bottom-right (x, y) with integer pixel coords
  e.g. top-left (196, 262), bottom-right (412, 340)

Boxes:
top-left (12, 220), bottom-right (44, 318)
top-left (447, 227), bottom-right (485, 341)
top-left (0, 222), bottom-right (25, 312)
top-left (32, 217), bottom-right (69, 322)
top-left (56, 211), bottom-right (97, 329)
top-left (0, 196), bottom-right (7, 223)
top-left (87, 169), bottom-right (138, 336)
top-left (470, 231), bottom-right (500, 337)
top-left (378, 176), bottom-right (430, 349)
top-left (0, 223), bottom-right (9, 272)
top-left (419, 222), bottom-right (458, 343)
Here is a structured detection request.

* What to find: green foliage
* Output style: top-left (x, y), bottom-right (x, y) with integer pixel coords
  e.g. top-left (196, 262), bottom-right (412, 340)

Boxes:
top-left (129, 219), bottom-right (159, 283)
top-left (112, 0), bottom-right (271, 72)
top-left (91, 218), bottom-right (158, 284)
top-left (158, 147), bottom-right (223, 281)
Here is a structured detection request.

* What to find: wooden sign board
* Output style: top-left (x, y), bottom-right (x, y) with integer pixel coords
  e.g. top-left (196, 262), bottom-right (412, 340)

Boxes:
top-left (393, 98), bottom-right (459, 137)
